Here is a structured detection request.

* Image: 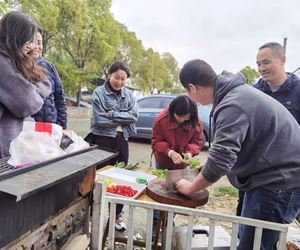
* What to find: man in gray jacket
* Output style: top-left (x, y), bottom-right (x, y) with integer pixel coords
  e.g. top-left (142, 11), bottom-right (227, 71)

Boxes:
top-left (176, 59), bottom-right (300, 250)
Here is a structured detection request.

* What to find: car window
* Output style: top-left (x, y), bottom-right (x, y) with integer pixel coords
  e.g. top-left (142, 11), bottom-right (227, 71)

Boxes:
top-left (160, 97), bottom-right (174, 108)
top-left (294, 68), bottom-right (300, 78)
top-left (138, 97), bottom-right (163, 108)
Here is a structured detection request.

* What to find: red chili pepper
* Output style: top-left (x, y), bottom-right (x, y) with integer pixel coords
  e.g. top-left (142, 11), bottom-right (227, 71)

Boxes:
top-left (106, 185), bottom-right (138, 197)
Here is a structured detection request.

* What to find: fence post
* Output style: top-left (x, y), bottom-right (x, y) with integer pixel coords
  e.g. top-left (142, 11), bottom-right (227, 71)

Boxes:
top-left (91, 182), bottom-right (106, 250)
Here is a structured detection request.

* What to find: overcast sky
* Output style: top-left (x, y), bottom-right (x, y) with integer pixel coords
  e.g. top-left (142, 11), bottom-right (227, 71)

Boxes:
top-left (111, 0), bottom-right (300, 74)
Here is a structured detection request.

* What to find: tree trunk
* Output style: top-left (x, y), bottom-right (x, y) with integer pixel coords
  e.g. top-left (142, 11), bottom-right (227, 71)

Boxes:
top-left (76, 90), bottom-right (81, 107)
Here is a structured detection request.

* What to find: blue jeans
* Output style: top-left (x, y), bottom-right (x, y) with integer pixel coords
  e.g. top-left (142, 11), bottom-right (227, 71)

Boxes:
top-left (238, 187), bottom-right (300, 250)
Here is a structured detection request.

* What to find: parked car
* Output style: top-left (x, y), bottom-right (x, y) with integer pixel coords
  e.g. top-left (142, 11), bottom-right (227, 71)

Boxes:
top-left (131, 94), bottom-right (212, 148)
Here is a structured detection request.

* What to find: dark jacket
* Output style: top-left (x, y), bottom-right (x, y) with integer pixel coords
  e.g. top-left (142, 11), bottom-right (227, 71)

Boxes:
top-left (152, 109), bottom-right (202, 170)
top-left (201, 71), bottom-right (300, 191)
top-left (32, 57), bottom-right (67, 129)
top-left (0, 54), bottom-right (51, 158)
top-left (253, 73), bottom-right (300, 124)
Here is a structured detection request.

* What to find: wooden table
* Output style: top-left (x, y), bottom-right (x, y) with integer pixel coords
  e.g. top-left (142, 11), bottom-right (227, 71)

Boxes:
top-left (145, 177), bottom-right (209, 248)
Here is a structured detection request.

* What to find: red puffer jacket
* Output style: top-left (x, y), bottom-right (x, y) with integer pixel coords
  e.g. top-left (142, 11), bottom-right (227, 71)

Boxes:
top-left (151, 109), bottom-right (203, 170)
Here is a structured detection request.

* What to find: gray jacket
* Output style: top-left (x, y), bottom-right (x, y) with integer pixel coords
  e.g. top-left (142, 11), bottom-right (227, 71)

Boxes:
top-left (202, 71), bottom-right (300, 191)
top-left (0, 54), bottom-right (51, 158)
top-left (91, 83), bottom-right (138, 140)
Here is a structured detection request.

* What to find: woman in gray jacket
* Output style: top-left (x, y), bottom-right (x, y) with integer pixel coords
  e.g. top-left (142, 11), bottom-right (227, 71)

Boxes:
top-left (0, 12), bottom-right (51, 158)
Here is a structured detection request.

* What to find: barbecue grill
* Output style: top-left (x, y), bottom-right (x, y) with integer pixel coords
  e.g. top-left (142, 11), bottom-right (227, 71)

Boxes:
top-left (0, 146), bottom-right (116, 249)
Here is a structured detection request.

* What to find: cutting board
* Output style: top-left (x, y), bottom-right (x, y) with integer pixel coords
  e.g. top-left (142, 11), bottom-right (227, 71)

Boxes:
top-left (146, 179), bottom-right (209, 208)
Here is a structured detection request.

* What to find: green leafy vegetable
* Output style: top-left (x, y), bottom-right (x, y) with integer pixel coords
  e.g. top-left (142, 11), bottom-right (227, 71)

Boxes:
top-left (187, 158), bottom-right (201, 169)
top-left (147, 169), bottom-right (168, 178)
top-left (114, 161), bottom-right (140, 171)
top-left (114, 161), bottom-right (126, 168)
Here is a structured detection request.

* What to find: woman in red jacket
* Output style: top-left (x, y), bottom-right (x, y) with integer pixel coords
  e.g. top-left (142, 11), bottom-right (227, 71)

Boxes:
top-left (152, 95), bottom-right (203, 170)
top-left (151, 95), bottom-right (203, 241)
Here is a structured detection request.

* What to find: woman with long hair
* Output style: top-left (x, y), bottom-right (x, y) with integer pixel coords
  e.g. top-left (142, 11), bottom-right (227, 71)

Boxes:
top-left (0, 11), bottom-right (51, 158)
top-left (30, 26), bottom-right (67, 129)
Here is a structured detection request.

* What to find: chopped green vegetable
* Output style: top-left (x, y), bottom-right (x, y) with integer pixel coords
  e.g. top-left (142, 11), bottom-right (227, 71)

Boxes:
top-left (114, 161), bottom-right (140, 170)
top-left (114, 161), bottom-right (126, 168)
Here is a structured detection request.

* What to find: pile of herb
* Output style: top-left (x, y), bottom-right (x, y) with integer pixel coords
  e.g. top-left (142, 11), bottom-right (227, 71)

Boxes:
top-left (114, 161), bottom-right (140, 171)
top-left (147, 169), bottom-right (168, 178)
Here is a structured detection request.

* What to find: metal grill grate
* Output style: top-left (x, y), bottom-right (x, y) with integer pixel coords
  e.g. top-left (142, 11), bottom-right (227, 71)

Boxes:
top-left (0, 158), bottom-right (15, 174)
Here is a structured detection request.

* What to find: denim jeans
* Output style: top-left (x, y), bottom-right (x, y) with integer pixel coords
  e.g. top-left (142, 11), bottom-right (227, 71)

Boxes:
top-left (238, 187), bottom-right (300, 250)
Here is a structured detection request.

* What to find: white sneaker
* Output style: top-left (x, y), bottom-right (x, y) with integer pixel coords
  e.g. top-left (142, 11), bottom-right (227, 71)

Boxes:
top-left (115, 216), bottom-right (126, 232)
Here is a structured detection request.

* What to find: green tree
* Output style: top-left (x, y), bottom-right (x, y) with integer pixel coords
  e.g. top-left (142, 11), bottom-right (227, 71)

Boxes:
top-left (55, 0), bottom-right (120, 104)
top-left (112, 23), bottom-right (145, 90)
top-left (114, 24), bottom-right (144, 73)
top-left (18, 0), bottom-right (59, 54)
top-left (0, 0), bottom-right (19, 15)
top-left (137, 49), bottom-right (171, 93)
top-left (240, 66), bottom-right (260, 85)
top-left (162, 52), bottom-right (182, 94)
top-left (1, 0), bottom-right (182, 96)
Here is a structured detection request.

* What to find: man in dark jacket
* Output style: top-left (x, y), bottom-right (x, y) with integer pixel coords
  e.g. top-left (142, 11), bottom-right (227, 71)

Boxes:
top-left (31, 29), bottom-right (67, 129)
top-left (176, 59), bottom-right (300, 250)
top-left (236, 42), bottom-right (300, 217)
top-left (255, 42), bottom-right (300, 123)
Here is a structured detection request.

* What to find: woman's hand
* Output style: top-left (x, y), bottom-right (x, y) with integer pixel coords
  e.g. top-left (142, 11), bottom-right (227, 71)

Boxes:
top-left (183, 152), bottom-right (192, 161)
top-left (170, 151), bottom-right (185, 165)
top-left (175, 179), bottom-right (193, 195)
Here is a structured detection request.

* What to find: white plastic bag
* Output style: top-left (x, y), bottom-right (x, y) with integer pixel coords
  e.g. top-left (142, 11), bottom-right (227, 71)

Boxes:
top-left (22, 121), bottom-right (63, 145)
top-left (8, 131), bottom-right (66, 167)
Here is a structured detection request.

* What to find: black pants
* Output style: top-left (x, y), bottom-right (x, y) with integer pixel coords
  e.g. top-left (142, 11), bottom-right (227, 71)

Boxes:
top-left (94, 132), bottom-right (129, 216)
top-left (94, 132), bottom-right (129, 166)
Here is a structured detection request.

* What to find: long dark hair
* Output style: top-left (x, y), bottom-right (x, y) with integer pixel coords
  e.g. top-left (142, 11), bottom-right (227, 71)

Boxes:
top-left (0, 11), bottom-right (45, 84)
top-left (168, 95), bottom-right (199, 129)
